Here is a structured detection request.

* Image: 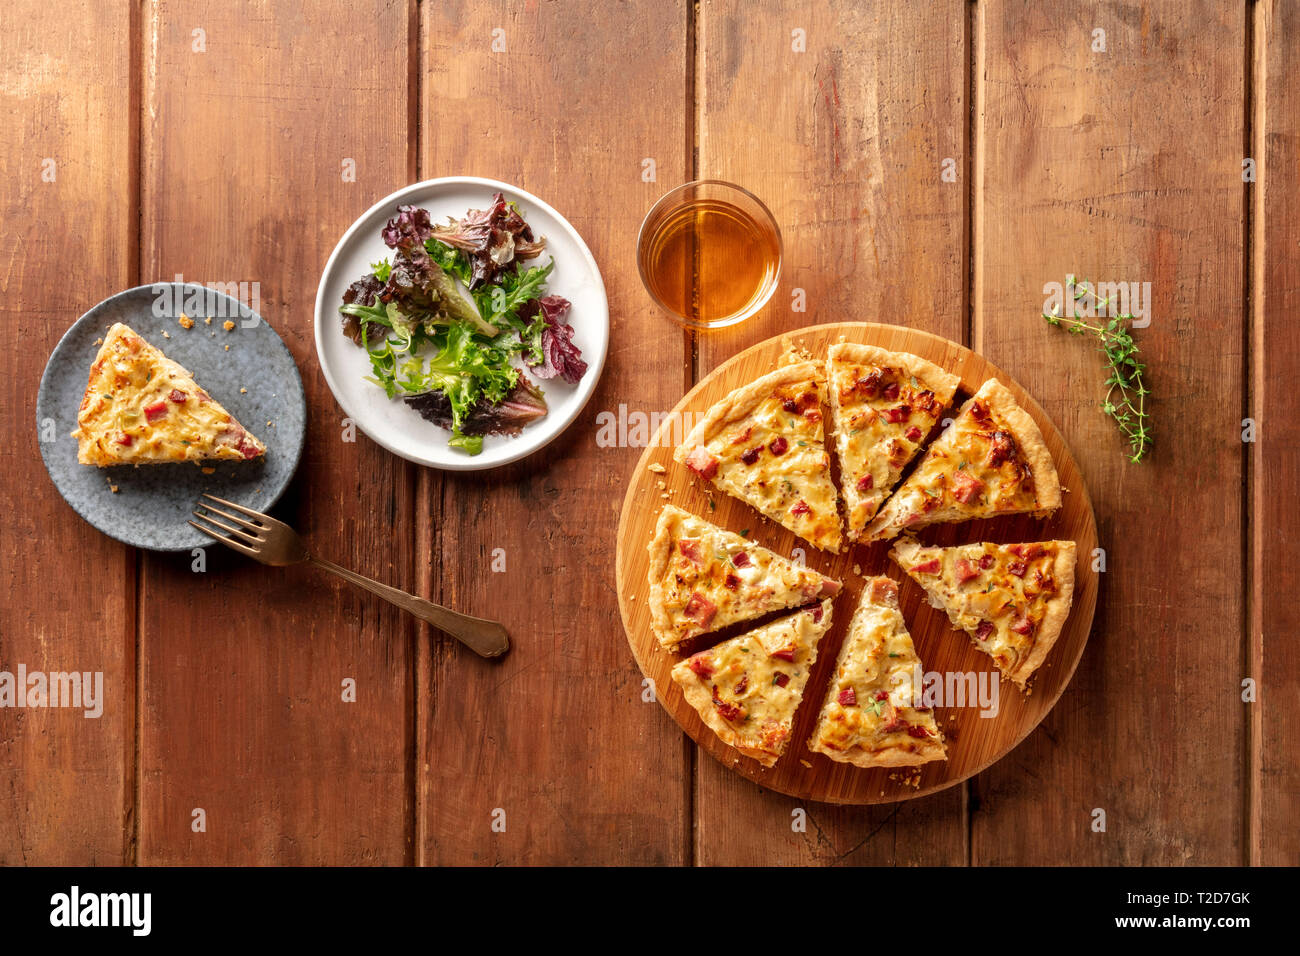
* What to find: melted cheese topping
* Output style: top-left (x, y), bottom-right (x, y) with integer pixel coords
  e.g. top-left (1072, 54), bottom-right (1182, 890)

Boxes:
top-left (894, 540), bottom-right (1071, 681)
top-left (809, 579), bottom-right (944, 761)
top-left (865, 392), bottom-right (1041, 539)
top-left (702, 378), bottom-right (842, 552)
top-left (672, 601), bottom-right (832, 764)
top-left (654, 507), bottom-right (837, 647)
top-left (72, 324), bottom-right (265, 466)
top-left (828, 359), bottom-right (956, 539)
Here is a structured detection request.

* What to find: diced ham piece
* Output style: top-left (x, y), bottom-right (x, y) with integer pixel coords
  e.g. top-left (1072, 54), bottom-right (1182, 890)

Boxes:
top-left (732, 551), bottom-right (751, 568)
top-left (804, 409), bottom-right (821, 424)
top-left (910, 557), bottom-right (941, 574)
top-left (1011, 616), bottom-right (1036, 636)
top-left (954, 557), bottom-right (981, 584)
top-left (768, 436), bottom-right (789, 455)
top-left (770, 645), bottom-right (797, 662)
top-left (790, 500), bottom-right (811, 517)
top-left (711, 691), bottom-right (744, 723)
top-left (979, 554), bottom-right (995, 570)
top-left (734, 675), bottom-right (748, 695)
top-left (975, 621), bottom-right (995, 641)
top-left (874, 690), bottom-right (889, 701)
top-left (684, 447), bottom-right (718, 479)
top-left (905, 426), bottom-right (922, 442)
top-left (882, 716), bottom-right (908, 734)
top-left (782, 398), bottom-right (799, 413)
top-left (837, 687), bottom-right (857, 707)
top-left (773, 672), bottom-right (790, 688)
top-left (1008, 561), bottom-right (1028, 577)
top-left (856, 474), bottom-right (874, 493)
top-left (818, 578), bottom-right (841, 596)
top-left (144, 400), bottom-right (168, 423)
top-left (723, 572), bottom-right (740, 591)
top-left (906, 725), bottom-right (932, 739)
top-left (987, 429), bottom-right (1018, 466)
top-left (810, 603), bottom-right (824, 623)
top-left (168, 389), bottom-right (187, 403)
top-left (884, 405), bottom-right (911, 424)
top-left (683, 592), bottom-right (717, 628)
top-left (740, 447), bottom-right (761, 465)
top-left (881, 382), bottom-right (900, 401)
top-left (677, 538), bottom-right (703, 565)
top-left (116, 433), bottom-right (133, 446)
top-left (950, 470), bottom-right (984, 504)
top-left (687, 654), bottom-right (713, 679)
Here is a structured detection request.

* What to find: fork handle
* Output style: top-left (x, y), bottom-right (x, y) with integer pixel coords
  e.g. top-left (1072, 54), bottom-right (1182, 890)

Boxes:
top-left (309, 557), bottom-right (510, 658)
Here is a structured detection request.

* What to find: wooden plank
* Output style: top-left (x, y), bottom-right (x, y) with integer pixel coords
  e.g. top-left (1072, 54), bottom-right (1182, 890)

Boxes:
top-left (692, 0), bottom-right (970, 864)
top-left (0, 0), bottom-right (138, 866)
top-left (417, 0), bottom-right (691, 864)
top-left (972, 0), bottom-right (1246, 864)
top-left (1251, 0), bottom-right (1300, 867)
top-left (0, 1), bottom-right (135, 865)
top-left (136, 0), bottom-right (416, 864)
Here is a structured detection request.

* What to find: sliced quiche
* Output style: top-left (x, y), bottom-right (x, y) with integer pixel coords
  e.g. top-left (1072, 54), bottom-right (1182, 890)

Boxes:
top-left (647, 505), bottom-right (841, 650)
top-left (827, 343), bottom-right (961, 542)
top-left (806, 576), bottom-right (946, 768)
top-left (72, 322), bottom-right (266, 466)
top-left (672, 599), bottom-right (834, 768)
top-left (892, 537), bottom-right (1076, 688)
top-left (862, 379), bottom-right (1061, 542)
top-left (675, 361), bottom-right (842, 552)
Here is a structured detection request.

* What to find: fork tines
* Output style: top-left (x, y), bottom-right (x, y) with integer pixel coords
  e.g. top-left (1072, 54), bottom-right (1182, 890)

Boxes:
top-left (189, 493), bottom-right (267, 555)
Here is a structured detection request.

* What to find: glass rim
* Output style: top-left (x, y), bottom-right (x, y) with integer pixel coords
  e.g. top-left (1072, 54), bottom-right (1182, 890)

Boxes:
top-left (636, 180), bottom-right (783, 330)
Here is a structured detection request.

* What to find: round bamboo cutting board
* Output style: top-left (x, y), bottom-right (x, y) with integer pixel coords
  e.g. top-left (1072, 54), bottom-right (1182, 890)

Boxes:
top-left (615, 322), bottom-right (1098, 804)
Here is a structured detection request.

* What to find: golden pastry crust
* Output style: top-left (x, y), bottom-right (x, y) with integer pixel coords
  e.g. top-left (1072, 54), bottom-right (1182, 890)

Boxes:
top-left (863, 378), bottom-right (1061, 542)
top-left (672, 600), bottom-right (834, 768)
top-left (891, 537), bottom-right (1076, 688)
top-left (646, 505), bottom-right (840, 651)
top-left (674, 362), bottom-right (842, 552)
top-left (826, 343), bottom-right (961, 541)
top-left (806, 577), bottom-right (946, 768)
top-left (72, 323), bottom-right (265, 466)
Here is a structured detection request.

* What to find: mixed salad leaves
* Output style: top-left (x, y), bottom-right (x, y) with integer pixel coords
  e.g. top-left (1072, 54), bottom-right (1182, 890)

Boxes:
top-left (339, 195), bottom-right (587, 454)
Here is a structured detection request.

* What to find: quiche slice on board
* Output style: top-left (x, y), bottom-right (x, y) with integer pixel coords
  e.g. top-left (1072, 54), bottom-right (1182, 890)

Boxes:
top-left (861, 378), bottom-right (1061, 543)
top-left (71, 322), bottom-right (266, 466)
top-left (647, 505), bottom-right (841, 651)
top-left (671, 599), bottom-right (834, 768)
top-left (806, 576), bottom-right (946, 768)
top-left (675, 361), bottom-right (843, 553)
top-left (826, 343), bottom-right (961, 543)
top-left (892, 537), bottom-right (1077, 689)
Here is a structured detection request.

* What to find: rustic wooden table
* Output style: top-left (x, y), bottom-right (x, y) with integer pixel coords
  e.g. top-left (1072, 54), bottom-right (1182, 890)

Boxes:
top-left (2, 0), bottom-right (1294, 866)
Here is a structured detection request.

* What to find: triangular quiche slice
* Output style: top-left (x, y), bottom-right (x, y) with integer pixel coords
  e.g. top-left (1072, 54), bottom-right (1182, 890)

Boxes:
top-left (72, 323), bottom-right (266, 466)
top-left (671, 599), bottom-right (833, 768)
top-left (674, 361), bottom-right (842, 552)
top-left (806, 576), bottom-right (946, 768)
top-left (647, 505), bottom-right (841, 650)
top-left (827, 343), bottom-right (961, 542)
top-left (862, 378), bottom-right (1061, 542)
top-left (892, 537), bottom-right (1076, 689)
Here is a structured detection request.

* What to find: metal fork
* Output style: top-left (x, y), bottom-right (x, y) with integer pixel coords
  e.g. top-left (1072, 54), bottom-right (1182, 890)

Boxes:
top-left (189, 493), bottom-right (509, 658)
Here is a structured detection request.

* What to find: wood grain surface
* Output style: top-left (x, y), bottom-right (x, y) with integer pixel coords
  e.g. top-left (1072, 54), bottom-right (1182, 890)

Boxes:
top-left (616, 323), bottom-right (1098, 804)
top-left (1, 0), bottom-right (1294, 866)
top-left (136, 0), bottom-right (417, 865)
top-left (0, 0), bottom-right (136, 865)
top-left (972, 0), bottom-right (1248, 866)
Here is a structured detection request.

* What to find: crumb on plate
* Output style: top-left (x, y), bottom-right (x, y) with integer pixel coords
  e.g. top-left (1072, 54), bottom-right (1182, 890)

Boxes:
top-left (178, 313), bottom-right (194, 329)
top-left (222, 320), bottom-right (235, 332)
top-left (648, 463), bottom-right (666, 474)
top-left (201, 467), bottom-right (215, 475)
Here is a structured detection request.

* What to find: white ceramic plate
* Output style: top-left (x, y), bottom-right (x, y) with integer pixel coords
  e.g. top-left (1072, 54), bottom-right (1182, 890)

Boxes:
top-left (313, 177), bottom-right (609, 471)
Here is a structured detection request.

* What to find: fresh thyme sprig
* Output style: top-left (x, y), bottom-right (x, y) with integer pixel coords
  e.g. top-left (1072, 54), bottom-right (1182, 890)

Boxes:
top-left (1043, 277), bottom-right (1152, 463)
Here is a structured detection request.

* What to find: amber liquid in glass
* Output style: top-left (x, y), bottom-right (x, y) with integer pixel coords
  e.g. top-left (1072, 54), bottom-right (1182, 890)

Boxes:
top-left (641, 199), bottom-right (780, 327)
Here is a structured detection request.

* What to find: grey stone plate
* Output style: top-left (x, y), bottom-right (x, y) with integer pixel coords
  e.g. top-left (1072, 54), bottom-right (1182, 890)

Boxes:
top-left (36, 283), bottom-right (307, 552)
